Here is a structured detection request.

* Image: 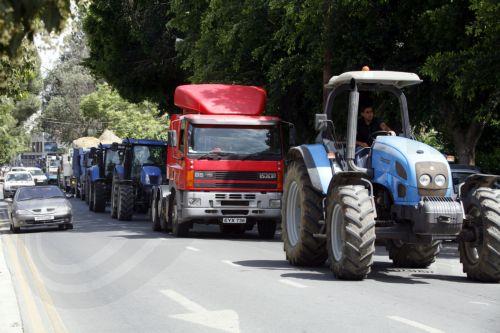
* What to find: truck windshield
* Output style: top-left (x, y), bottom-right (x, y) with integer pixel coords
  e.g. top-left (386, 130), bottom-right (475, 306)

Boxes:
top-left (188, 125), bottom-right (282, 160)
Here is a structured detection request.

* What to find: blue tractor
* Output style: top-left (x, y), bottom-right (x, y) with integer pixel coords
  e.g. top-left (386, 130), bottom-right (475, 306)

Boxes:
top-left (86, 144), bottom-right (123, 212)
top-left (110, 139), bottom-right (167, 220)
top-left (282, 69), bottom-right (500, 282)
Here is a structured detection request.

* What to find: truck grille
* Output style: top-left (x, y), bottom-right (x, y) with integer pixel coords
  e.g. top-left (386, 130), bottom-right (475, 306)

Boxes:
top-left (194, 183), bottom-right (277, 189)
top-left (196, 171), bottom-right (276, 181)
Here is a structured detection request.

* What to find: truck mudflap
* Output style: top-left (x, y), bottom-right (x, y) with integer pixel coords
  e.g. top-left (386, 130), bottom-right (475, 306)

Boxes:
top-left (393, 197), bottom-right (464, 236)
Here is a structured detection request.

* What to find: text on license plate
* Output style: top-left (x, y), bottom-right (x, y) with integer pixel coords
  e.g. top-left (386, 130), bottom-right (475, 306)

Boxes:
top-left (35, 215), bottom-right (54, 221)
top-left (222, 217), bottom-right (246, 224)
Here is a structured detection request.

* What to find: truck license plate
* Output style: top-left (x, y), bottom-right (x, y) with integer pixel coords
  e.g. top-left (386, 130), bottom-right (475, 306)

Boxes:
top-left (35, 215), bottom-right (54, 221)
top-left (222, 217), bottom-right (246, 224)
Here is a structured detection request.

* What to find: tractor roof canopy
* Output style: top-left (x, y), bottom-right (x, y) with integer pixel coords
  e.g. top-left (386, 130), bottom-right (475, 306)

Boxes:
top-left (123, 138), bottom-right (166, 146)
top-left (174, 84), bottom-right (266, 116)
top-left (326, 71), bottom-right (422, 89)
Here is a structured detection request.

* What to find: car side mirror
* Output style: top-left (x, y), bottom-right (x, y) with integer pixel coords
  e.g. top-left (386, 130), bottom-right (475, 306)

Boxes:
top-left (315, 114), bottom-right (328, 131)
top-left (168, 130), bottom-right (177, 147)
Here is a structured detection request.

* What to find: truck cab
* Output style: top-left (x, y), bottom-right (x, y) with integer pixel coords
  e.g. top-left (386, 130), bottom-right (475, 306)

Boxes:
top-left (151, 84), bottom-right (285, 238)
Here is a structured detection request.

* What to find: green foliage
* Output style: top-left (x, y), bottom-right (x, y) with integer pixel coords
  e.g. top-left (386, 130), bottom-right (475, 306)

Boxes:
top-left (80, 83), bottom-right (168, 140)
top-left (0, 0), bottom-right (72, 57)
top-left (0, 97), bottom-right (28, 164)
top-left (83, 0), bottom-right (183, 108)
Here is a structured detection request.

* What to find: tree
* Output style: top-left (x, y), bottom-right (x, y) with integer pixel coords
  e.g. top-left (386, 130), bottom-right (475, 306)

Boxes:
top-left (0, 0), bottom-right (72, 57)
top-left (80, 83), bottom-right (168, 140)
top-left (83, 0), bottom-right (184, 108)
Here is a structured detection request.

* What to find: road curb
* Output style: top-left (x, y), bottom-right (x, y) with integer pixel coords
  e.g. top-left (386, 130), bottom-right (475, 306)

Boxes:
top-left (0, 222), bottom-right (24, 333)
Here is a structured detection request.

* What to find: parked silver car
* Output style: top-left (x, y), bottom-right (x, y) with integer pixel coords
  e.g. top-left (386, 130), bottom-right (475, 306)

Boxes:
top-left (8, 186), bottom-right (73, 233)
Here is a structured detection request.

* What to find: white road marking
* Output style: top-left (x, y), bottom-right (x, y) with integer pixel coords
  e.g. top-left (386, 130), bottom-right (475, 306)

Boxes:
top-left (387, 316), bottom-right (444, 333)
top-left (470, 301), bottom-right (490, 306)
top-left (161, 289), bottom-right (240, 333)
top-left (222, 260), bottom-right (241, 267)
top-left (186, 246), bottom-right (200, 252)
top-left (279, 279), bottom-right (307, 289)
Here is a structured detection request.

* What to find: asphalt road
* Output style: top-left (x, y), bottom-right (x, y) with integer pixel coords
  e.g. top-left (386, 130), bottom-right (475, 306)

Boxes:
top-left (1, 198), bottom-right (499, 333)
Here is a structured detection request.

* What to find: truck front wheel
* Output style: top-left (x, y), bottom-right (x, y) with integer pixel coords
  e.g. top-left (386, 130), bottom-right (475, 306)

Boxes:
top-left (326, 185), bottom-right (376, 280)
top-left (170, 194), bottom-right (189, 237)
top-left (151, 194), bottom-right (161, 231)
top-left (282, 160), bottom-right (327, 266)
top-left (117, 185), bottom-right (134, 221)
top-left (459, 187), bottom-right (500, 282)
top-left (386, 241), bottom-right (441, 268)
top-left (257, 220), bottom-right (276, 239)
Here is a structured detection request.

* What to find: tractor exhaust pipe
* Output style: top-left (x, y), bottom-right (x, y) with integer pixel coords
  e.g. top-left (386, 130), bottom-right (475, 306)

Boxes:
top-left (346, 81), bottom-right (368, 174)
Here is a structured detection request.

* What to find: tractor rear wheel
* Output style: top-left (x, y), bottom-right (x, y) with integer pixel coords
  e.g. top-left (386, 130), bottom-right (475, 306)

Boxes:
top-left (459, 187), bottom-right (500, 282)
top-left (387, 241), bottom-right (441, 268)
top-left (257, 220), bottom-right (277, 239)
top-left (85, 181), bottom-right (90, 204)
top-left (117, 185), bottom-right (134, 221)
top-left (88, 183), bottom-right (94, 211)
top-left (326, 185), bottom-right (376, 280)
top-left (93, 182), bottom-right (106, 213)
top-left (282, 160), bottom-right (327, 266)
top-left (110, 180), bottom-right (118, 219)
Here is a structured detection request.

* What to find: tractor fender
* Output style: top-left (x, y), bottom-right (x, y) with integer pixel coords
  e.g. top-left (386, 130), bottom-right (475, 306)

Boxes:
top-left (459, 173), bottom-right (500, 200)
top-left (288, 144), bottom-right (332, 195)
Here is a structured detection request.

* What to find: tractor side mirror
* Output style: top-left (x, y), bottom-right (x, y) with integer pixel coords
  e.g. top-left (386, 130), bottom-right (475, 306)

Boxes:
top-left (315, 114), bottom-right (328, 131)
top-left (168, 130), bottom-right (177, 147)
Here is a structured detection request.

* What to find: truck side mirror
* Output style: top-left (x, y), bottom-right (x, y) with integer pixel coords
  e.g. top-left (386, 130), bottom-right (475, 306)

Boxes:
top-left (315, 114), bottom-right (328, 131)
top-left (168, 130), bottom-right (177, 147)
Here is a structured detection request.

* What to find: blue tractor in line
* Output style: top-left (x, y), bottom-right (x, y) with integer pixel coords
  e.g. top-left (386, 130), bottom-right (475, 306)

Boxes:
top-left (110, 139), bottom-right (167, 221)
top-left (281, 69), bottom-right (500, 282)
top-left (86, 144), bottom-right (123, 212)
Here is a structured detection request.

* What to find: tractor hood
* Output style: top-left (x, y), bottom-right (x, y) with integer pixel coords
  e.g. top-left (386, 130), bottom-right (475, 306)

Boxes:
top-left (371, 136), bottom-right (453, 205)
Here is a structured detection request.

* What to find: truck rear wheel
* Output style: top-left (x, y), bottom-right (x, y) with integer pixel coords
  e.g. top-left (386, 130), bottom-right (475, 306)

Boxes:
top-left (326, 185), bottom-right (376, 280)
top-left (151, 195), bottom-right (161, 231)
top-left (459, 187), bottom-right (500, 282)
top-left (282, 161), bottom-right (327, 266)
top-left (387, 241), bottom-right (441, 268)
top-left (257, 220), bottom-right (276, 239)
top-left (170, 195), bottom-right (189, 237)
top-left (88, 183), bottom-right (94, 211)
top-left (93, 182), bottom-right (106, 213)
top-left (117, 185), bottom-right (134, 221)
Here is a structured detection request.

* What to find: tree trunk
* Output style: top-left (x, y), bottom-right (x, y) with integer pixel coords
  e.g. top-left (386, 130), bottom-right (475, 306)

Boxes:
top-left (449, 118), bottom-right (485, 166)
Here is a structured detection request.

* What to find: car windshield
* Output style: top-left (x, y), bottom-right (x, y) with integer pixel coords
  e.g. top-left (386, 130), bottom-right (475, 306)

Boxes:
top-left (29, 169), bottom-right (44, 176)
top-left (188, 125), bottom-right (282, 160)
top-left (17, 186), bottom-right (64, 201)
top-left (6, 173), bottom-right (32, 181)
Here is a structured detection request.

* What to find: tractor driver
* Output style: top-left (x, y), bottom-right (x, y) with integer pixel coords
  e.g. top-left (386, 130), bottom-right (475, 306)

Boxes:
top-left (356, 104), bottom-right (393, 148)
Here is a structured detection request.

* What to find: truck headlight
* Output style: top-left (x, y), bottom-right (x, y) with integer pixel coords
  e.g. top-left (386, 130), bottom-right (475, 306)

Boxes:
top-left (188, 198), bottom-right (201, 206)
top-left (434, 174), bottom-right (446, 187)
top-left (419, 174), bottom-right (431, 186)
top-left (269, 199), bottom-right (281, 208)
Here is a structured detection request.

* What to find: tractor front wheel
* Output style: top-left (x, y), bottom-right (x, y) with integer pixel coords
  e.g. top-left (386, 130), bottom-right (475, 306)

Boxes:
top-left (117, 185), bottom-right (134, 221)
top-left (459, 187), bottom-right (500, 282)
top-left (93, 182), bottom-right (106, 213)
top-left (326, 185), bottom-right (376, 280)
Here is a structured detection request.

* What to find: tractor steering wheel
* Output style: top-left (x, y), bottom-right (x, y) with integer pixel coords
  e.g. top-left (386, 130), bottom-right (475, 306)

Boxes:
top-left (370, 130), bottom-right (395, 140)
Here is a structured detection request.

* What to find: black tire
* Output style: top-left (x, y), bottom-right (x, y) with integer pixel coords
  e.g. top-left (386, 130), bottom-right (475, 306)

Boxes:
top-left (93, 182), bottom-right (106, 213)
top-left (88, 183), bottom-right (94, 211)
top-left (84, 180), bottom-right (90, 204)
top-left (117, 185), bottom-right (134, 221)
top-left (110, 181), bottom-right (118, 219)
top-left (66, 223), bottom-right (74, 230)
top-left (326, 185), bottom-right (376, 280)
top-left (257, 220), bottom-right (277, 239)
top-left (459, 187), bottom-right (500, 282)
top-left (282, 160), bottom-right (327, 266)
top-left (151, 195), bottom-right (162, 231)
top-left (11, 224), bottom-right (20, 234)
top-left (387, 241), bottom-right (441, 268)
top-left (170, 194), bottom-right (189, 237)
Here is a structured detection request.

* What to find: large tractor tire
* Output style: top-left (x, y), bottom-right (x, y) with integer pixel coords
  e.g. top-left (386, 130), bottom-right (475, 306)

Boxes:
top-left (88, 183), bottom-right (94, 211)
top-left (257, 220), bottom-right (277, 239)
top-left (326, 185), bottom-right (376, 280)
top-left (110, 180), bottom-right (118, 219)
top-left (170, 194), bottom-right (189, 237)
top-left (386, 241), bottom-right (441, 268)
top-left (151, 195), bottom-right (162, 231)
top-left (117, 185), bottom-right (134, 221)
top-left (459, 187), bottom-right (500, 282)
top-left (282, 161), bottom-right (327, 266)
top-left (85, 180), bottom-right (90, 204)
top-left (93, 182), bottom-right (106, 213)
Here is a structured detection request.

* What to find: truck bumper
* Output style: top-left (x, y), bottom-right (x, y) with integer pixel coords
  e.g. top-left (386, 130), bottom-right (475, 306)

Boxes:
top-left (179, 191), bottom-right (282, 223)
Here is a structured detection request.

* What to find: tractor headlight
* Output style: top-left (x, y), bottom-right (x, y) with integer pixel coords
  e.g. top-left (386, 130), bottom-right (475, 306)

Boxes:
top-left (419, 174), bottom-right (431, 187)
top-left (434, 174), bottom-right (446, 187)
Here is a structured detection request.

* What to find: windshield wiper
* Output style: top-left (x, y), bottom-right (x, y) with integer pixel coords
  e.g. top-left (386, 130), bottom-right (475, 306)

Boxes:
top-left (196, 152), bottom-right (235, 160)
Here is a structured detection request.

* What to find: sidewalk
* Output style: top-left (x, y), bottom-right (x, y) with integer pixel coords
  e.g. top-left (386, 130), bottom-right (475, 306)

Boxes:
top-left (0, 202), bottom-right (23, 333)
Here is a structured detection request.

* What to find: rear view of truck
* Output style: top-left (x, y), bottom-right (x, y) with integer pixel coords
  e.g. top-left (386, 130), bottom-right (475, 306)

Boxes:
top-left (151, 84), bottom-right (286, 238)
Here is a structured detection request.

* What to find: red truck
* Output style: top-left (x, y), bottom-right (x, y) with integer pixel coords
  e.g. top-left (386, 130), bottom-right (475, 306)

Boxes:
top-left (150, 84), bottom-right (287, 238)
